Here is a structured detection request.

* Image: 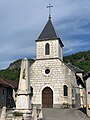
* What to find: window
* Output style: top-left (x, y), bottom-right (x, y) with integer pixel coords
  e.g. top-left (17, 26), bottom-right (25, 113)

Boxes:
top-left (45, 43), bottom-right (50, 55)
top-left (30, 86), bottom-right (33, 97)
top-left (45, 69), bottom-right (50, 74)
top-left (63, 85), bottom-right (68, 96)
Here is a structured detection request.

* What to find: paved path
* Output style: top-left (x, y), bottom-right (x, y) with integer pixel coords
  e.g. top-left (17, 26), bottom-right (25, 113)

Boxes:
top-left (43, 108), bottom-right (90, 120)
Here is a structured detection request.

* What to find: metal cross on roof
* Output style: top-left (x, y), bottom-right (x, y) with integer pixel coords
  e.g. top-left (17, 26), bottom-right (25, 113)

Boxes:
top-left (47, 4), bottom-right (53, 19)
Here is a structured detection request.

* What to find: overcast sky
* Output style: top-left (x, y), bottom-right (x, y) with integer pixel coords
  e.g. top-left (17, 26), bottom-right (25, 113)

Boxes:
top-left (0, 0), bottom-right (90, 70)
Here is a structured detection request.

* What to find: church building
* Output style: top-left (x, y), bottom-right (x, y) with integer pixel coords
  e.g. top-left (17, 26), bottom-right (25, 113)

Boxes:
top-left (30, 16), bottom-right (85, 108)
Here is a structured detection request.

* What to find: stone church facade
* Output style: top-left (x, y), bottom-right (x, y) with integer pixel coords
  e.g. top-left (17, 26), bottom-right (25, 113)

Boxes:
top-left (30, 17), bottom-right (85, 108)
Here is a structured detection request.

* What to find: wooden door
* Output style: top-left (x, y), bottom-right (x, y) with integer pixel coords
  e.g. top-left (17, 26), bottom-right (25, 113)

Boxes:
top-left (42, 87), bottom-right (53, 108)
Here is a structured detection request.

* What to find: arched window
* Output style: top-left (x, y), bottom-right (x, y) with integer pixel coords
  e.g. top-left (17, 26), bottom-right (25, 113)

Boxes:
top-left (63, 85), bottom-right (68, 96)
top-left (30, 86), bottom-right (33, 97)
top-left (45, 43), bottom-right (50, 55)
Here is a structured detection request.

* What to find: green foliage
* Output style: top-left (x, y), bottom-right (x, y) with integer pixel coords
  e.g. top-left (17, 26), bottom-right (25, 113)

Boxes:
top-left (13, 112), bottom-right (23, 116)
top-left (0, 58), bottom-right (34, 81)
top-left (0, 68), bottom-right (20, 81)
top-left (64, 50), bottom-right (90, 73)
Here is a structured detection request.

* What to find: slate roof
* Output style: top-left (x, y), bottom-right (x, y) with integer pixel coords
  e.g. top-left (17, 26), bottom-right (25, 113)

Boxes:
top-left (67, 63), bottom-right (84, 73)
top-left (83, 71), bottom-right (90, 80)
top-left (76, 75), bottom-right (85, 88)
top-left (37, 18), bottom-right (64, 47)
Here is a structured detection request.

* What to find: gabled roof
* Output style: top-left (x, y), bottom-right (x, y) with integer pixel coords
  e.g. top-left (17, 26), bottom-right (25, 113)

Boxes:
top-left (0, 79), bottom-right (18, 89)
top-left (67, 63), bottom-right (84, 73)
top-left (37, 18), bottom-right (64, 47)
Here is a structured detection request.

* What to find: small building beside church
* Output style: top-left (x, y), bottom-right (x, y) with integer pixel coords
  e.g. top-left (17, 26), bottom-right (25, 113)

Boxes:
top-left (0, 79), bottom-right (18, 108)
top-left (29, 16), bottom-right (85, 108)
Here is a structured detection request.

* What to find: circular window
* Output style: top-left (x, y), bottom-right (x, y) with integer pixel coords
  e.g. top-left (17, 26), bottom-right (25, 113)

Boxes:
top-left (45, 69), bottom-right (50, 74)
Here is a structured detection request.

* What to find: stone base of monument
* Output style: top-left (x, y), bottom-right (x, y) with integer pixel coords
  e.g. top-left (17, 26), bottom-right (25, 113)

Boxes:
top-left (6, 112), bottom-right (32, 120)
top-left (13, 109), bottom-right (32, 120)
top-left (0, 106), bottom-right (43, 120)
top-left (5, 109), bottom-right (32, 120)
top-left (14, 109), bottom-right (31, 114)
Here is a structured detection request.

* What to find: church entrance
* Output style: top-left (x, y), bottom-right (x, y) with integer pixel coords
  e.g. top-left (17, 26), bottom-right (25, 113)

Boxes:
top-left (42, 87), bottom-right (53, 108)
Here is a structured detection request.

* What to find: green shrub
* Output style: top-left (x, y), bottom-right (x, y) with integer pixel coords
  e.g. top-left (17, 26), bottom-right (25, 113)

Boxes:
top-left (13, 112), bottom-right (23, 116)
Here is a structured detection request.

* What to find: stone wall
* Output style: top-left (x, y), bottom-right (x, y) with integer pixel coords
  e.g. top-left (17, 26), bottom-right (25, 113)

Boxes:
top-left (86, 77), bottom-right (90, 116)
top-left (36, 39), bottom-right (63, 60)
top-left (30, 59), bottom-right (77, 108)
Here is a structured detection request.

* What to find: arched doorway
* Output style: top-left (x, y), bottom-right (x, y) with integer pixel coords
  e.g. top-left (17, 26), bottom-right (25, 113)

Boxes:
top-left (42, 87), bottom-right (53, 108)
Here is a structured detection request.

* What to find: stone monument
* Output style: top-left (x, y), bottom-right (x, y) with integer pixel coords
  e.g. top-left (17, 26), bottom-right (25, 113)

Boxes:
top-left (15, 58), bottom-right (31, 113)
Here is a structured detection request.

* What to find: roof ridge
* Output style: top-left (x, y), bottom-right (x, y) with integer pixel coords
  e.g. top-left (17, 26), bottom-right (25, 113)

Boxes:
top-left (67, 63), bottom-right (84, 73)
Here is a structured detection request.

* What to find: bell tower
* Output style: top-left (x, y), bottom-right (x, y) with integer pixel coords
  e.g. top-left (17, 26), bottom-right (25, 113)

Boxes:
top-left (36, 17), bottom-right (64, 60)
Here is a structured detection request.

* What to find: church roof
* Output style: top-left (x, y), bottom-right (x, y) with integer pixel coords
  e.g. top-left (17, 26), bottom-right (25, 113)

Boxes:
top-left (37, 18), bottom-right (64, 47)
top-left (83, 71), bottom-right (90, 80)
top-left (67, 63), bottom-right (84, 73)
